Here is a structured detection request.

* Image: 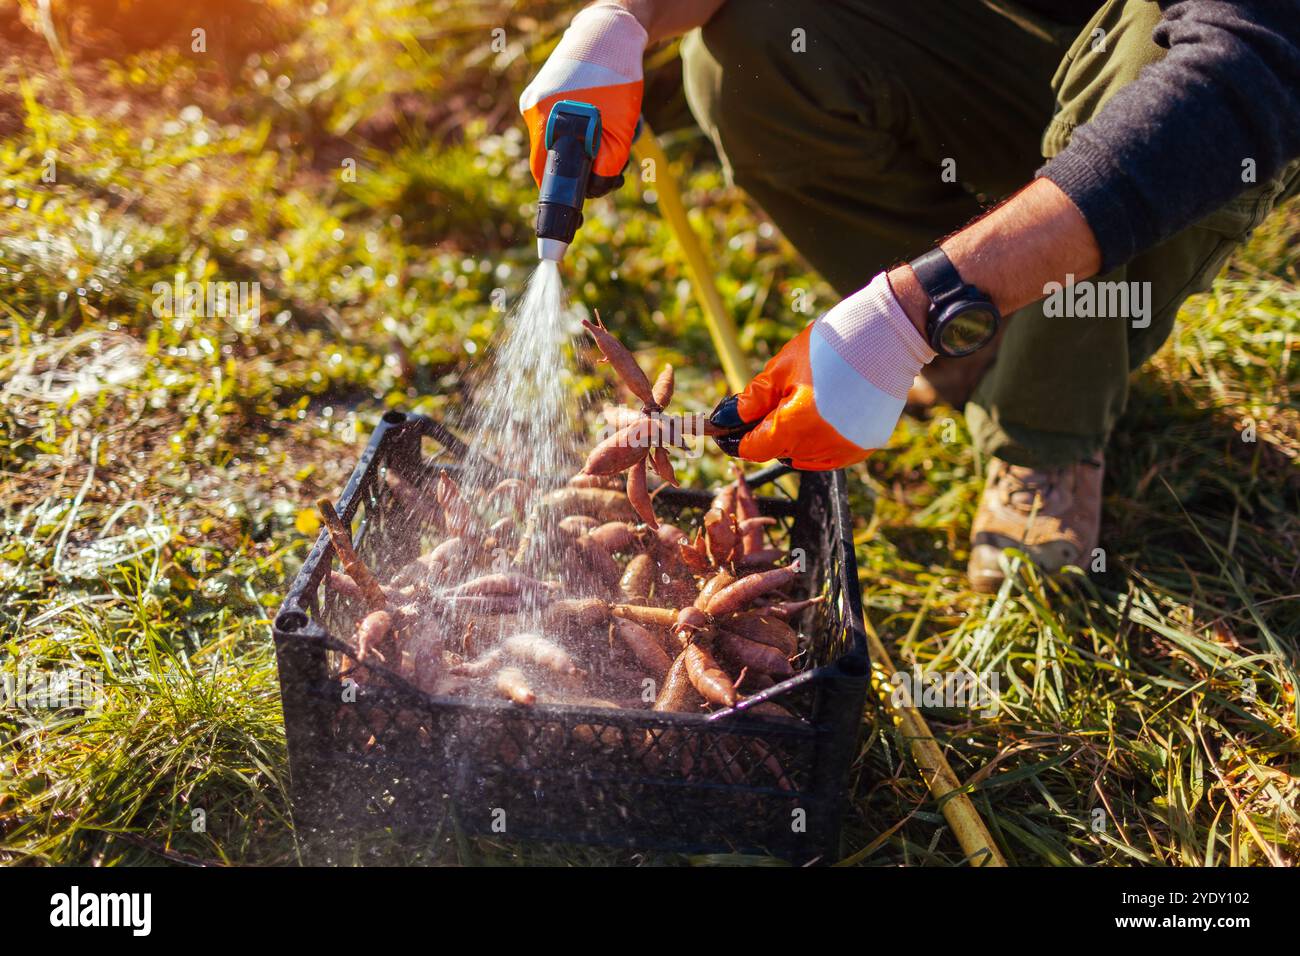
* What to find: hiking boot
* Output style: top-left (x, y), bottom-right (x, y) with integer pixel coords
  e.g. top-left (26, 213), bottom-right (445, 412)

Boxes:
top-left (967, 453), bottom-right (1104, 593)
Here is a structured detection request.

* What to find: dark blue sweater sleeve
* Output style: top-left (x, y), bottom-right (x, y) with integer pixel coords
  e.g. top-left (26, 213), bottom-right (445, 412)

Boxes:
top-left (1039, 0), bottom-right (1300, 272)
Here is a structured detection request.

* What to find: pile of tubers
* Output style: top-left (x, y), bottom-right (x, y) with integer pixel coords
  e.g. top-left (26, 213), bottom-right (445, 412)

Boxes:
top-left (316, 320), bottom-right (820, 739)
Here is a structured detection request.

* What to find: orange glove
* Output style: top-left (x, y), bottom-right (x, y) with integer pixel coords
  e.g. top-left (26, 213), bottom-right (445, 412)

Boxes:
top-left (710, 273), bottom-right (936, 470)
top-left (519, 3), bottom-right (647, 191)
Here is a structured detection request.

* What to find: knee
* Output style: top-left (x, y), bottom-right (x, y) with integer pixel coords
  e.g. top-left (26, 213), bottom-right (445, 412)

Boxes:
top-left (683, 1), bottom-right (860, 178)
top-left (682, 0), bottom-right (793, 142)
top-left (697, 0), bottom-right (804, 65)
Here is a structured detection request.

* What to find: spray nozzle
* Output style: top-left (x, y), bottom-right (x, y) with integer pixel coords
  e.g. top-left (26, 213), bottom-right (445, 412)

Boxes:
top-left (535, 101), bottom-right (640, 262)
top-left (535, 101), bottom-right (603, 262)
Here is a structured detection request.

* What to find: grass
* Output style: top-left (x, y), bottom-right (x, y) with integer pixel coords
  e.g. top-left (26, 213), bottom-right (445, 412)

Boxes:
top-left (1, 0), bottom-right (1297, 866)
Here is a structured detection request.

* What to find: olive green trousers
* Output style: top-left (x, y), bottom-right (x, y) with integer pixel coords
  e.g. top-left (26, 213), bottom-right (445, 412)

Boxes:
top-left (667, 0), bottom-right (1299, 466)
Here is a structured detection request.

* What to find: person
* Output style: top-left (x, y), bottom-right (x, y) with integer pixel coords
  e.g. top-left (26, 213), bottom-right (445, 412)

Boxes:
top-left (519, 0), bottom-right (1300, 591)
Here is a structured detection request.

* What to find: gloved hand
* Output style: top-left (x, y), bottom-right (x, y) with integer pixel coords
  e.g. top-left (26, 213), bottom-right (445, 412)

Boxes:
top-left (519, 2), bottom-right (647, 195)
top-left (710, 273), bottom-right (936, 470)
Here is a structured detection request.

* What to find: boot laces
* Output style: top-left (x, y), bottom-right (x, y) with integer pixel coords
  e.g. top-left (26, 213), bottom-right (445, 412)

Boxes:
top-left (997, 458), bottom-right (1100, 514)
top-left (999, 465), bottom-right (1062, 513)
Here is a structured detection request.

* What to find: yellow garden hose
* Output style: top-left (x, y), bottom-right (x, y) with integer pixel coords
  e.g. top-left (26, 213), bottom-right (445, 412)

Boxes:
top-left (632, 126), bottom-right (749, 393)
top-left (864, 619), bottom-right (1008, 866)
top-left (637, 125), bottom-right (1006, 867)
top-left (632, 123), bottom-right (797, 502)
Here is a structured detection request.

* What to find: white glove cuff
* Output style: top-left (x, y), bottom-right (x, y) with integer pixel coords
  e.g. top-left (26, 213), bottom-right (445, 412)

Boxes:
top-left (561, 4), bottom-right (648, 81)
top-left (815, 272), bottom-right (936, 401)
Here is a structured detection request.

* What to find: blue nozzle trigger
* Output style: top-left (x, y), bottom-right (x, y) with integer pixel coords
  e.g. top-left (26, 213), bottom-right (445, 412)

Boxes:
top-left (545, 100), bottom-right (602, 158)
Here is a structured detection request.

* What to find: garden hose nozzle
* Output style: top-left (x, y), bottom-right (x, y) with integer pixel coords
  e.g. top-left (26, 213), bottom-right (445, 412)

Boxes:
top-left (536, 100), bottom-right (627, 262)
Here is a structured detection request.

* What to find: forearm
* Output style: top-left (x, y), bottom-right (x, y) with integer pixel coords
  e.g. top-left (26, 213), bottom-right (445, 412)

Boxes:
top-left (1041, 0), bottom-right (1300, 271)
top-left (887, 178), bottom-right (1101, 335)
top-left (608, 0), bottom-right (726, 45)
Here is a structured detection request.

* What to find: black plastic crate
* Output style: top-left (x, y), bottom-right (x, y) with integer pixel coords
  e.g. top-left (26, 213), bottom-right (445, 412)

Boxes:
top-left (272, 411), bottom-right (869, 864)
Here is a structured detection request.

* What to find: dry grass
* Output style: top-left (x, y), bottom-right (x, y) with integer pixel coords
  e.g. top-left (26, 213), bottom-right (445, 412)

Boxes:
top-left (1, 0), bottom-right (1296, 866)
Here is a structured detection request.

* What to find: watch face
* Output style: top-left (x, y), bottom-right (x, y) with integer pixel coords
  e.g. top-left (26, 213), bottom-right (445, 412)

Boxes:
top-left (938, 304), bottom-right (997, 357)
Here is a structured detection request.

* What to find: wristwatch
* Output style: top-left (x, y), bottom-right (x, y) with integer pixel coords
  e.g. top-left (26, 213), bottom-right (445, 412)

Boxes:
top-left (907, 247), bottom-right (1001, 358)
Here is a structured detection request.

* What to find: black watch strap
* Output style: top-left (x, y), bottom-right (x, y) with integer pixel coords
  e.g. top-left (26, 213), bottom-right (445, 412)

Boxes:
top-left (909, 247), bottom-right (965, 305)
